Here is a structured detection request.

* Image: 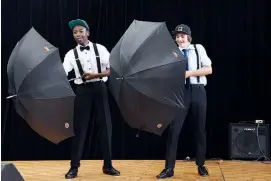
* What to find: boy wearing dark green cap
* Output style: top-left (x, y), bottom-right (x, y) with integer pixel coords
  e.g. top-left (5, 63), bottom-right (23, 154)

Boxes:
top-left (63, 19), bottom-right (120, 179)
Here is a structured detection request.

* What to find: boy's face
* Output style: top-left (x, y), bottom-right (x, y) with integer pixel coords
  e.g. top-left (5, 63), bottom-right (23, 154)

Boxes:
top-left (73, 25), bottom-right (89, 45)
top-left (175, 33), bottom-right (189, 48)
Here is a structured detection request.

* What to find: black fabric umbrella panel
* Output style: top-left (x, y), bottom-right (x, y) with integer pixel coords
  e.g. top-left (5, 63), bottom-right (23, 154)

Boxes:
top-left (109, 20), bottom-right (187, 135)
top-left (6, 27), bottom-right (76, 144)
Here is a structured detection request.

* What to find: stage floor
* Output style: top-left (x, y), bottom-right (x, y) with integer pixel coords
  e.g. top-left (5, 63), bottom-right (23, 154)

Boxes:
top-left (2, 160), bottom-right (271, 181)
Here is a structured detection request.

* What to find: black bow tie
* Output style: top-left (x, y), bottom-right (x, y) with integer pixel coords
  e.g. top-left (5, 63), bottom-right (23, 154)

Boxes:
top-left (80, 45), bottom-right (90, 51)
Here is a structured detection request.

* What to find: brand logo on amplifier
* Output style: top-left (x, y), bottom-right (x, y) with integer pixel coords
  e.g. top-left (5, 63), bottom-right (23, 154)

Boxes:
top-left (244, 128), bottom-right (255, 131)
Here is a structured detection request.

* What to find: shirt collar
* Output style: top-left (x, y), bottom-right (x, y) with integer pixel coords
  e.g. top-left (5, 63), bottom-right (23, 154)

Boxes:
top-left (178, 43), bottom-right (195, 51)
top-left (76, 40), bottom-right (92, 48)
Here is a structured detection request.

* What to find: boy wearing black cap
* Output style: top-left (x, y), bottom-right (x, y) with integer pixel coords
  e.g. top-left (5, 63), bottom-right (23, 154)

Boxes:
top-left (63, 19), bottom-right (120, 179)
top-left (156, 24), bottom-right (212, 179)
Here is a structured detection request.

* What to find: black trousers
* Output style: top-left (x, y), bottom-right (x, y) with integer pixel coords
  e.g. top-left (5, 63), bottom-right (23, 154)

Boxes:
top-left (70, 81), bottom-right (112, 168)
top-left (165, 84), bottom-right (207, 168)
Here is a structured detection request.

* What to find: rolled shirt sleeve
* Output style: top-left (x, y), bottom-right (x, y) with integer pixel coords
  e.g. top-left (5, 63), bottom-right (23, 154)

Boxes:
top-left (62, 51), bottom-right (74, 75)
top-left (197, 44), bottom-right (212, 67)
top-left (101, 46), bottom-right (110, 69)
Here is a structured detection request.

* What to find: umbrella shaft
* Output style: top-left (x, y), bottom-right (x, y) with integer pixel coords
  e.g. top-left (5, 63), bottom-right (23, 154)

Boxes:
top-left (69, 77), bottom-right (82, 81)
top-left (6, 95), bottom-right (17, 99)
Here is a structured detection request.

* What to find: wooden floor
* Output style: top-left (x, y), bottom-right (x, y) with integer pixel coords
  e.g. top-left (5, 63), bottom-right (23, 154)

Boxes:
top-left (2, 160), bottom-right (271, 181)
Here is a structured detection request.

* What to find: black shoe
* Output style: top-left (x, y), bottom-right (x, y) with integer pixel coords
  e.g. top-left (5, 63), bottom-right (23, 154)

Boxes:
top-left (65, 167), bottom-right (78, 179)
top-left (156, 168), bottom-right (174, 179)
top-left (103, 167), bottom-right (120, 176)
top-left (198, 166), bottom-right (209, 176)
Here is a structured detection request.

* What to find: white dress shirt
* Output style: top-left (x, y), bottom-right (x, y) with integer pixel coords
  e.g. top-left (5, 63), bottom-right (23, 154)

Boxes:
top-left (63, 41), bottom-right (110, 84)
top-left (179, 44), bottom-right (212, 85)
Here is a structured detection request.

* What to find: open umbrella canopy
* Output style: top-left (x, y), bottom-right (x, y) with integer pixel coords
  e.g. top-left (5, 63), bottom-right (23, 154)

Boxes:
top-left (108, 20), bottom-right (187, 135)
top-left (6, 27), bottom-right (76, 144)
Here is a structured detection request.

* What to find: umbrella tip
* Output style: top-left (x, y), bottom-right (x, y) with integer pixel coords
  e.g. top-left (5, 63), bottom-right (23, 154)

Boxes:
top-left (136, 131), bottom-right (140, 138)
top-left (136, 125), bottom-right (145, 138)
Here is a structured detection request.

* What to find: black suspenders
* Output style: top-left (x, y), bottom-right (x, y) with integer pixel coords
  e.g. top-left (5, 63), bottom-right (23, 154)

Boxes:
top-left (93, 43), bottom-right (102, 80)
top-left (73, 48), bottom-right (86, 82)
top-left (73, 43), bottom-right (102, 83)
top-left (193, 44), bottom-right (200, 83)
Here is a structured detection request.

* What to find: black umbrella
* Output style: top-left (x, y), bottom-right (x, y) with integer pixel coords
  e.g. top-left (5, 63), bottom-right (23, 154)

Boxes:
top-left (108, 20), bottom-right (187, 136)
top-left (6, 27), bottom-right (76, 144)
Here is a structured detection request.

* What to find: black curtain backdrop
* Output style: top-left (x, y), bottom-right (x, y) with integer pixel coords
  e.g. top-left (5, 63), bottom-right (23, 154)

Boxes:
top-left (1, 0), bottom-right (270, 161)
